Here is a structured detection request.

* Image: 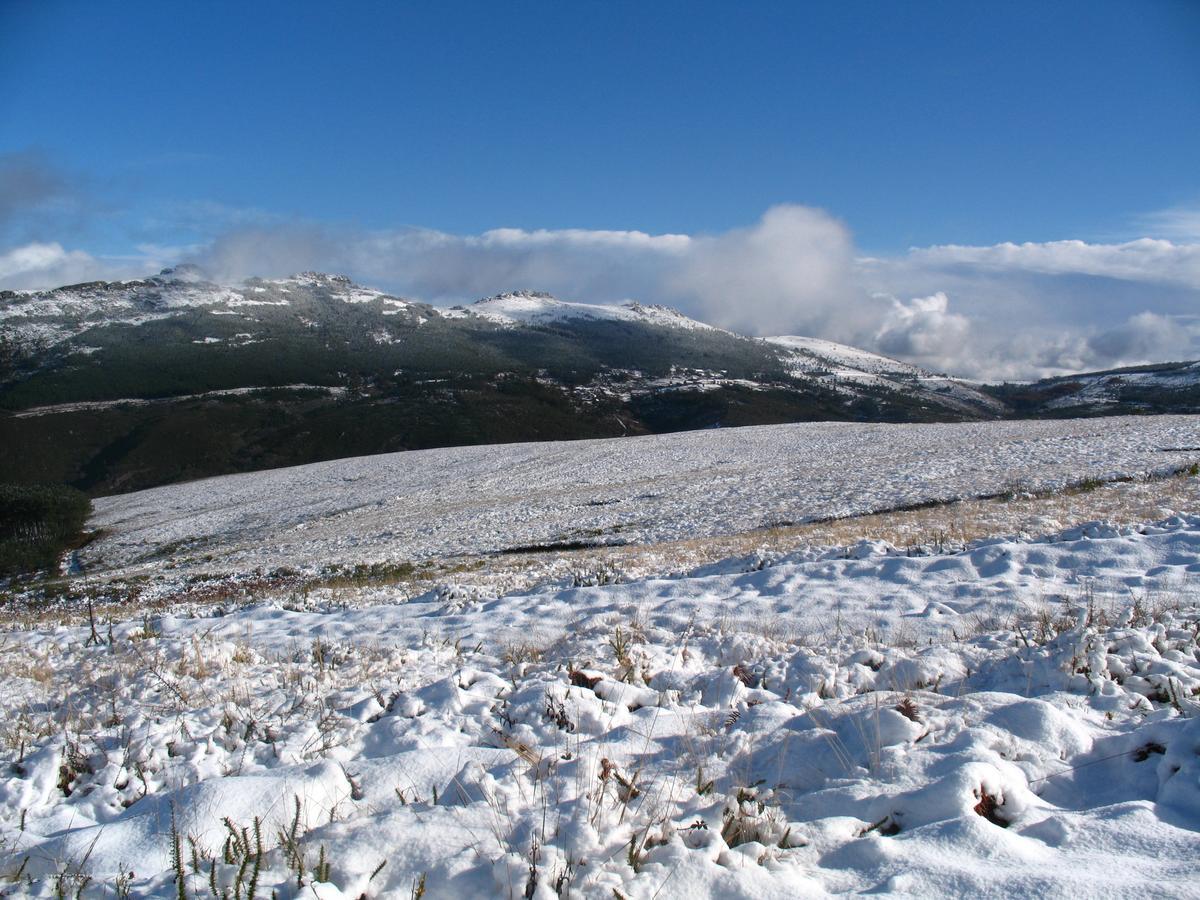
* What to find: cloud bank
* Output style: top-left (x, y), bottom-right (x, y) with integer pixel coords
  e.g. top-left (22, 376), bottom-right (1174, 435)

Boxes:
top-left (0, 242), bottom-right (171, 289)
top-left (858, 232), bottom-right (1200, 379)
top-left (182, 205), bottom-right (858, 340)
top-left (906, 238), bottom-right (1200, 290)
top-left (187, 211), bottom-right (1200, 379)
top-left (1, 169), bottom-right (1197, 381)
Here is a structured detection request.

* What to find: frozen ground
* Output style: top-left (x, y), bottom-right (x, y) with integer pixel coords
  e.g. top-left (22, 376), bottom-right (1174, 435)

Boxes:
top-left (1, 510), bottom-right (1199, 896)
top-left (1, 418), bottom-right (1199, 897)
top-left (83, 415), bottom-right (1200, 582)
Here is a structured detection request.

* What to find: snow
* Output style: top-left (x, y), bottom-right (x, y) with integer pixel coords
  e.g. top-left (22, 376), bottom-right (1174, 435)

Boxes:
top-left (0, 278), bottom-right (254, 349)
top-left (370, 328), bottom-right (402, 344)
top-left (225, 293), bottom-right (289, 307)
top-left (83, 415), bottom-right (1200, 580)
top-left (463, 291), bottom-right (717, 331)
top-left (380, 298), bottom-right (413, 315)
top-left (762, 336), bottom-right (1006, 416)
top-left (0, 272), bottom-right (413, 351)
top-left (13, 385), bottom-right (346, 418)
top-left (3, 503), bottom-right (1200, 895)
top-left (1, 417), bottom-right (1199, 896)
top-left (1044, 363), bottom-right (1200, 410)
top-left (330, 287), bottom-right (389, 305)
top-left (765, 335), bottom-right (928, 378)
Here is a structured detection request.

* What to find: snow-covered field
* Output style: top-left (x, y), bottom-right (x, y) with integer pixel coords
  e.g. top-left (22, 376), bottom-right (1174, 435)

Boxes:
top-left (85, 415), bottom-right (1200, 581)
top-left (3, 512), bottom-right (1200, 897)
top-left (2, 417), bottom-right (1200, 897)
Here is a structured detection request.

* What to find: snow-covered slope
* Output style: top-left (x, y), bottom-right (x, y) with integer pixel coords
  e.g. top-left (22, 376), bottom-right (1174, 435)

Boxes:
top-left (83, 415), bottom-right (1200, 581)
top-left (3, 503), bottom-right (1200, 896)
top-left (983, 361), bottom-right (1200, 417)
top-left (0, 273), bottom-right (248, 349)
top-left (2, 415), bottom-right (1200, 896)
top-left (0, 269), bottom-right (422, 352)
top-left (765, 334), bottom-right (1007, 417)
top-left (766, 335), bottom-right (928, 378)
top-left (459, 290), bottom-right (718, 331)
top-left (1044, 361), bottom-right (1200, 410)
top-left (0, 277), bottom-right (714, 353)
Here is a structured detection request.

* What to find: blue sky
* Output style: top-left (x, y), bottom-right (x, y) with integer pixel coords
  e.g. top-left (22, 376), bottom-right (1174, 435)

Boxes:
top-left (1, 1), bottom-right (1199, 378)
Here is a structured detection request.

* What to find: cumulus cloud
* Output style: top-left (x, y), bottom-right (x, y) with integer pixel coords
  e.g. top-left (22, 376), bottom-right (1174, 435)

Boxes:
top-left (858, 236), bottom-right (1200, 378)
top-left (863, 295), bottom-right (1200, 382)
top-left (873, 293), bottom-right (971, 372)
top-left (192, 204), bottom-right (856, 338)
top-left (667, 205), bottom-right (856, 336)
top-left (0, 242), bottom-right (166, 290)
top-left (1087, 311), bottom-right (1200, 364)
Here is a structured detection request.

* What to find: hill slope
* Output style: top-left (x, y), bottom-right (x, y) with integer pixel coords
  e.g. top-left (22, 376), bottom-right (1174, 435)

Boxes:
top-left (986, 360), bottom-right (1200, 417)
top-left (1, 271), bottom-right (1002, 494)
top-left (4, 270), bottom-right (1197, 495)
top-left (81, 414), bottom-right (1200, 583)
top-left (2, 416), bottom-right (1199, 897)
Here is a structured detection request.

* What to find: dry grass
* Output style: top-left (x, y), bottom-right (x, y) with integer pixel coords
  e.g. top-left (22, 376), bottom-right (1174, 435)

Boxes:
top-left (3, 463), bottom-right (1197, 630)
top-left (408, 462), bottom-right (1200, 596)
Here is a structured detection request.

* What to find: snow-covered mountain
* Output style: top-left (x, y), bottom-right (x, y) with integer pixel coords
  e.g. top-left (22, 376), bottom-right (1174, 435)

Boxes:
top-left (456, 290), bottom-right (717, 331)
top-left (990, 360), bottom-right (1200, 416)
top-left (1, 270), bottom-right (1194, 494)
top-left (767, 334), bottom-right (928, 377)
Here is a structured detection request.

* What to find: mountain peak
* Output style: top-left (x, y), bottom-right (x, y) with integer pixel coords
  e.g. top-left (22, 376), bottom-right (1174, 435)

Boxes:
top-left (293, 272), bottom-right (353, 285)
top-left (765, 335), bottom-right (929, 377)
top-left (464, 292), bottom-right (719, 332)
top-left (474, 290), bottom-right (556, 304)
top-left (154, 263), bottom-right (209, 283)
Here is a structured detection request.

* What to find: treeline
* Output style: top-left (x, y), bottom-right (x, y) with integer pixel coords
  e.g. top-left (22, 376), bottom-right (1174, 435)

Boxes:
top-left (0, 483), bottom-right (92, 577)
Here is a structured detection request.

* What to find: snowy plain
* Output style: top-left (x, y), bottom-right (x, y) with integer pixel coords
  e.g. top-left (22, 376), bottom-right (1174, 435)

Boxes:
top-left (1, 417), bottom-right (1199, 897)
top-left (84, 415), bottom-right (1200, 580)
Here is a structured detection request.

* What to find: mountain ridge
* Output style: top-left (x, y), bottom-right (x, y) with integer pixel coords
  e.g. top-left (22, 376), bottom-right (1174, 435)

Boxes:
top-left (2, 270), bottom-right (1197, 495)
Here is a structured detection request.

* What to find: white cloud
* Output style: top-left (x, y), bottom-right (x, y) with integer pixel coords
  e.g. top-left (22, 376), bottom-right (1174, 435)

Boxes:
top-left (1087, 311), bottom-right (1200, 364)
top-left (0, 243), bottom-right (83, 280)
top-left (1135, 205), bottom-right (1200, 242)
top-left (341, 223), bottom-right (693, 305)
top-left (903, 238), bottom-right (1200, 290)
top-left (668, 205), bottom-right (856, 337)
top-left (873, 292), bottom-right (971, 373)
top-left (857, 235), bottom-right (1200, 378)
top-left (4, 205), bottom-right (1199, 381)
top-left (194, 205), bottom-right (857, 339)
top-left (0, 241), bottom-right (165, 290)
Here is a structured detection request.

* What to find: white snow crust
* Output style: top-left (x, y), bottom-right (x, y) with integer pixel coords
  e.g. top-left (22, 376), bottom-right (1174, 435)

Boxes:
top-left (463, 292), bottom-right (717, 331)
top-left (765, 335), bottom-right (928, 378)
top-left (1, 418), bottom-right (1199, 897)
top-left (3, 507), bottom-right (1200, 896)
top-left (85, 416), bottom-right (1200, 579)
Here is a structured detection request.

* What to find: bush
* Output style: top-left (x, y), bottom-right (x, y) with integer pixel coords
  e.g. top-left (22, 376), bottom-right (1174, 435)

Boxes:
top-left (0, 483), bottom-right (92, 577)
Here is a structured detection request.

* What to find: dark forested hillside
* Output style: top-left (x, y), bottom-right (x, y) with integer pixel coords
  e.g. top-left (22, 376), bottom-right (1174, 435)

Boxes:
top-left (2, 271), bottom-right (1194, 495)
